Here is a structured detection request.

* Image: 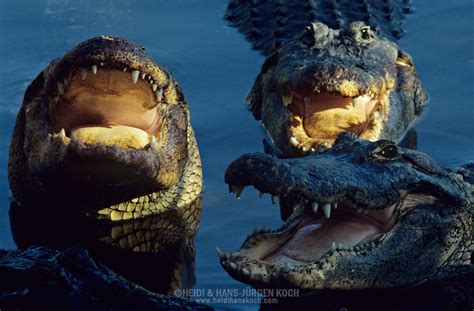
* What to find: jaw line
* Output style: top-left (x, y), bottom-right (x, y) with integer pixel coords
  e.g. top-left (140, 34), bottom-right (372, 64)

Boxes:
top-left (219, 190), bottom-right (442, 286)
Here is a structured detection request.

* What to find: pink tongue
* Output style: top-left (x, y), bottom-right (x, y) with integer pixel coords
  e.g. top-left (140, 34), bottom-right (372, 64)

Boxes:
top-left (265, 208), bottom-right (395, 263)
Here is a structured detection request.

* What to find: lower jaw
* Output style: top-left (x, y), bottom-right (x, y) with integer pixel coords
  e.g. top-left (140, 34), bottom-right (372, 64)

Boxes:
top-left (244, 206), bottom-right (396, 266)
top-left (36, 137), bottom-right (165, 198)
top-left (67, 125), bottom-right (157, 149)
top-left (284, 118), bottom-right (381, 155)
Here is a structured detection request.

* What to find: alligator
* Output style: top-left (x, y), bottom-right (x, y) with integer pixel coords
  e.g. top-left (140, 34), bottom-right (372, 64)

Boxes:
top-left (1, 198), bottom-right (205, 309)
top-left (8, 35), bottom-right (202, 221)
top-left (225, 0), bottom-right (428, 156)
top-left (220, 133), bottom-right (473, 293)
top-left (9, 197), bottom-right (203, 296)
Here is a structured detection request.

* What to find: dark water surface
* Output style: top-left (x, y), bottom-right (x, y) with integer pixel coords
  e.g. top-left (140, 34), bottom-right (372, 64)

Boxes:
top-left (0, 0), bottom-right (472, 310)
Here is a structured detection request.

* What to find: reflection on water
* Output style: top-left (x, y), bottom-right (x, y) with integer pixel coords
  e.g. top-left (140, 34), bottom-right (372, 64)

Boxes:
top-left (9, 198), bottom-right (202, 295)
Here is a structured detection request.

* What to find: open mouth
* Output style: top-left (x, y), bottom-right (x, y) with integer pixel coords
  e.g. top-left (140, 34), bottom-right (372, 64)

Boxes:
top-left (50, 64), bottom-right (166, 150)
top-left (219, 183), bottom-right (435, 283)
top-left (226, 185), bottom-right (399, 264)
top-left (281, 91), bottom-right (386, 153)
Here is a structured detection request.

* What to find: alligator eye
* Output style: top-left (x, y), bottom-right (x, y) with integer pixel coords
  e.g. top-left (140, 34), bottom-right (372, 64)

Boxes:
top-left (361, 26), bottom-right (371, 40)
top-left (373, 144), bottom-right (399, 159)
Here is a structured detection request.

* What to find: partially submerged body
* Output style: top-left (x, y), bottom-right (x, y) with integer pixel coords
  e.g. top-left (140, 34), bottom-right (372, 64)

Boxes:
top-left (9, 197), bottom-right (203, 296)
top-left (8, 36), bottom-right (202, 220)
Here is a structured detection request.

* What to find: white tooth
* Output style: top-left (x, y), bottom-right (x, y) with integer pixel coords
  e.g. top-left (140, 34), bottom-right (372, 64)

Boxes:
top-left (141, 73), bottom-right (146, 79)
top-left (323, 203), bottom-right (331, 218)
top-left (229, 262), bottom-right (238, 270)
top-left (57, 82), bottom-right (64, 95)
top-left (290, 137), bottom-right (299, 147)
top-left (242, 268), bottom-right (251, 276)
top-left (91, 65), bottom-right (97, 74)
top-left (302, 146), bottom-right (308, 152)
top-left (150, 135), bottom-right (158, 149)
top-left (59, 128), bottom-right (66, 139)
top-left (216, 247), bottom-right (225, 259)
top-left (357, 208), bottom-right (364, 214)
top-left (131, 70), bottom-right (140, 84)
top-left (123, 68), bottom-right (127, 72)
top-left (100, 62), bottom-right (104, 66)
top-left (271, 195), bottom-right (277, 204)
top-left (156, 88), bottom-right (163, 102)
top-left (234, 185), bottom-right (244, 198)
top-left (304, 96), bottom-right (311, 106)
top-left (80, 68), bottom-right (87, 80)
top-left (281, 93), bottom-right (292, 106)
top-left (311, 148), bottom-right (316, 152)
top-left (333, 202), bottom-right (338, 209)
top-left (150, 80), bottom-right (154, 84)
top-left (312, 202), bottom-right (319, 213)
top-left (331, 242), bottom-right (336, 251)
top-left (152, 84), bottom-right (158, 92)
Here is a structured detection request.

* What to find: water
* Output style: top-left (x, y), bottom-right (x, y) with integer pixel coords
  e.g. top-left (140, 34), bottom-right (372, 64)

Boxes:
top-left (0, 0), bottom-right (472, 310)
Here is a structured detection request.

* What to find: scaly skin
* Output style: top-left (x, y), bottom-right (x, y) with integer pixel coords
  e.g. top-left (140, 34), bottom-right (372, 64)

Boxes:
top-left (8, 36), bottom-right (202, 221)
top-left (9, 198), bottom-right (203, 296)
top-left (221, 133), bottom-right (473, 290)
top-left (226, 0), bottom-right (427, 156)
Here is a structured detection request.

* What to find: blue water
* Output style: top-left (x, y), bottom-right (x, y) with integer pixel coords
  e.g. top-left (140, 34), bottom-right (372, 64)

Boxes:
top-left (0, 1), bottom-right (472, 310)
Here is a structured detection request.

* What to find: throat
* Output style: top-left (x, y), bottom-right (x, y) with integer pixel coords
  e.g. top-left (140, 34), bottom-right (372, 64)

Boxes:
top-left (289, 93), bottom-right (380, 139)
top-left (52, 69), bottom-right (162, 143)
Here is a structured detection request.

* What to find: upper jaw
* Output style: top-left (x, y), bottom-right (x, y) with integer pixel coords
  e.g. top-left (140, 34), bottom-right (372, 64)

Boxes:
top-left (224, 151), bottom-right (402, 213)
top-left (228, 178), bottom-right (400, 224)
top-left (50, 62), bottom-right (167, 110)
top-left (49, 36), bottom-right (172, 91)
